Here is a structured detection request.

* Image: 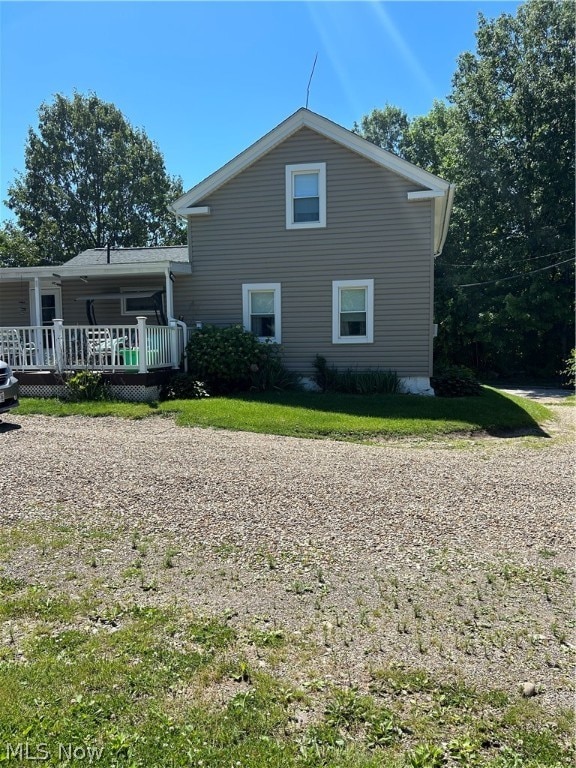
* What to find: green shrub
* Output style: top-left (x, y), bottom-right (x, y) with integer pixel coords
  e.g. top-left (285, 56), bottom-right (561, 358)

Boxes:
top-left (186, 325), bottom-right (297, 394)
top-left (431, 365), bottom-right (482, 397)
top-left (560, 349), bottom-right (575, 388)
top-left (160, 373), bottom-right (209, 401)
top-left (313, 355), bottom-right (400, 394)
top-left (63, 370), bottom-right (112, 402)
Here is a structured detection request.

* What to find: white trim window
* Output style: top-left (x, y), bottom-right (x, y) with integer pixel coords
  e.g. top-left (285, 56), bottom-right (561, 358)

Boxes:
top-left (121, 289), bottom-right (163, 316)
top-left (242, 283), bottom-right (281, 343)
top-left (285, 162), bottom-right (326, 229)
top-left (332, 279), bottom-right (374, 344)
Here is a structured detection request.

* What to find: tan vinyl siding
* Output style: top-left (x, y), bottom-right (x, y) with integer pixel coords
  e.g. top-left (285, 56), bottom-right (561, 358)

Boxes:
top-left (0, 282), bottom-right (31, 325)
top-left (184, 126), bottom-right (434, 376)
top-left (1, 275), bottom-right (194, 327)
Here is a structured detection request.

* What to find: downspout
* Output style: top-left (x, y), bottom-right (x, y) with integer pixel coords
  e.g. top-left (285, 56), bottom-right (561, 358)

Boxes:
top-left (165, 266), bottom-right (184, 370)
top-left (172, 319), bottom-right (188, 372)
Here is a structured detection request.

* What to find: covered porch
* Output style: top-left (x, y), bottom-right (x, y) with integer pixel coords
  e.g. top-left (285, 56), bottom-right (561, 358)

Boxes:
top-left (0, 318), bottom-right (187, 402)
top-left (0, 246), bottom-right (193, 400)
top-left (0, 317), bottom-right (186, 374)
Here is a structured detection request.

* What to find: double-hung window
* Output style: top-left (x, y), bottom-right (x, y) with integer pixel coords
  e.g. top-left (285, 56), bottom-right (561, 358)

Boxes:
top-left (285, 163), bottom-right (326, 229)
top-left (242, 283), bottom-right (281, 343)
top-left (332, 280), bottom-right (374, 344)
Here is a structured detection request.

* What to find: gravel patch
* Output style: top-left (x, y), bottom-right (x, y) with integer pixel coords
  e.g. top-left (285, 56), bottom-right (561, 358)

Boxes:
top-left (1, 405), bottom-right (574, 713)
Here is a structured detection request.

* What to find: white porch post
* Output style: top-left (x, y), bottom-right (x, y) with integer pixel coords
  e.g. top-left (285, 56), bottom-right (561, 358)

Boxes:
top-left (32, 276), bottom-right (42, 325)
top-left (32, 277), bottom-right (45, 366)
top-left (53, 319), bottom-right (64, 372)
top-left (137, 316), bottom-right (147, 374)
top-left (164, 268), bottom-right (174, 320)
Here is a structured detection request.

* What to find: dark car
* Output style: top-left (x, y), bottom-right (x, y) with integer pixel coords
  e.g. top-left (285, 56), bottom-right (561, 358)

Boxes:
top-left (0, 360), bottom-right (19, 416)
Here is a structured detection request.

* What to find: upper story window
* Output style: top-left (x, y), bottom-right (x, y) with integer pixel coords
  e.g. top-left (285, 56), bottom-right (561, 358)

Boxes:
top-left (242, 283), bottom-right (281, 343)
top-left (332, 279), bottom-right (374, 344)
top-left (285, 162), bottom-right (326, 229)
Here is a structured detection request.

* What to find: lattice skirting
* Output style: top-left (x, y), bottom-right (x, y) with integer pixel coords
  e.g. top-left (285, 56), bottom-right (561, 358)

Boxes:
top-left (20, 384), bottom-right (161, 403)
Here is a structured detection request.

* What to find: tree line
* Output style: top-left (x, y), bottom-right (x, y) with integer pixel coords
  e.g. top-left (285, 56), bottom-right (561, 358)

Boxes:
top-left (1, 0), bottom-right (573, 379)
top-left (354, 0), bottom-right (574, 379)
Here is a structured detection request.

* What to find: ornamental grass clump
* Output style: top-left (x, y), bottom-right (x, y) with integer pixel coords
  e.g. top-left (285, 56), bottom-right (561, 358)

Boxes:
top-left (313, 354), bottom-right (400, 394)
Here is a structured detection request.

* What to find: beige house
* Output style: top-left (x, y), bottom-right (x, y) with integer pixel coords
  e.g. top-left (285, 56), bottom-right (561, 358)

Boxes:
top-left (0, 109), bottom-right (454, 399)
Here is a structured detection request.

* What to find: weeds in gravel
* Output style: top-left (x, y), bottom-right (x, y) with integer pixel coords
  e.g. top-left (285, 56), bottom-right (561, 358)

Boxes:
top-left (163, 546), bottom-right (179, 568)
top-left (0, 523), bottom-right (574, 767)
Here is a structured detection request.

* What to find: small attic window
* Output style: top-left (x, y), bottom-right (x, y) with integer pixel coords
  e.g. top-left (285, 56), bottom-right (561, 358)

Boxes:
top-left (285, 163), bottom-right (326, 229)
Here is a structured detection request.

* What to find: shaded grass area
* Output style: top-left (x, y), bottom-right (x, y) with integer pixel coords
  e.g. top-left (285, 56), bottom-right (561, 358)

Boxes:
top-left (161, 387), bottom-right (551, 439)
top-left (15, 387), bottom-right (553, 442)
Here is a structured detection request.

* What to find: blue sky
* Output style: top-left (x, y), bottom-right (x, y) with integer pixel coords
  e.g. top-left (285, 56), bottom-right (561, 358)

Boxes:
top-left (1, 0), bottom-right (522, 222)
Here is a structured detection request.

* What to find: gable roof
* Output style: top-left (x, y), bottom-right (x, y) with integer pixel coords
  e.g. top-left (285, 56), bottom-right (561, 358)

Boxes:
top-left (171, 108), bottom-right (454, 255)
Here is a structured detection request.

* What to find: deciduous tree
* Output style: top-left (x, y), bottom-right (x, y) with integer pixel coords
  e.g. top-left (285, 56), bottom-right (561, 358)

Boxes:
top-left (442, 0), bottom-right (575, 377)
top-left (5, 92), bottom-right (186, 266)
top-left (355, 0), bottom-right (575, 378)
top-left (352, 104), bottom-right (410, 156)
top-left (0, 221), bottom-right (41, 267)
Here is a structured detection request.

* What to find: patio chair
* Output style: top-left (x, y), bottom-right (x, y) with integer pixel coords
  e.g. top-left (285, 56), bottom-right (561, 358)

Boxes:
top-left (85, 329), bottom-right (126, 367)
top-left (0, 329), bottom-right (36, 368)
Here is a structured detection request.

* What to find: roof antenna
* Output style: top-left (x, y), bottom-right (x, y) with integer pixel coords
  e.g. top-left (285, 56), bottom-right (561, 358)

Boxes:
top-left (305, 52), bottom-right (318, 110)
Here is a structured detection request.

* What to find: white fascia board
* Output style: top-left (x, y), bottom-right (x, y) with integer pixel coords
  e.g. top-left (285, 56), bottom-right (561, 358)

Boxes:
top-left (407, 190), bottom-right (445, 200)
top-left (0, 261), bottom-right (192, 282)
top-left (407, 185), bottom-right (456, 256)
top-left (304, 111), bottom-right (450, 190)
top-left (172, 108), bottom-right (451, 214)
top-left (60, 261), bottom-right (192, 278)
top-left (65, 261), bottom-right (193, 278)
top-left (185, 206), bottom-right (211, 215)
top-left (0, 266), bottom-right (57, 281)
top-left (172, 112), bottom-right (309, 214)
top-left (434, 184), bottom-right (456, 256)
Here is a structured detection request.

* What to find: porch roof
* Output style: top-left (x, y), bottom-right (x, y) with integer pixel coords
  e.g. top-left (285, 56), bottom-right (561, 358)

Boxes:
top-left (0, 256), bottom-right (192, 283)
top-left (65, 245), bottom-right (189, 266)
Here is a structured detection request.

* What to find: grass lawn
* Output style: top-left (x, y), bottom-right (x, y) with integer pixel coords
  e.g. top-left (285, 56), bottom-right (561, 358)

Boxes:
top-left (16, 387), bottom-right (554, 442)
top-left (2, 390), bottom-right (572, 766)
top-left (0, 529), bottom-right (573, 768)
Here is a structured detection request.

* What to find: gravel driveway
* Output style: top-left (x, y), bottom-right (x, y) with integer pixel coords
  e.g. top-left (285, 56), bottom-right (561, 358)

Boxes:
top-left (1, 404), bottom-right (574, 712)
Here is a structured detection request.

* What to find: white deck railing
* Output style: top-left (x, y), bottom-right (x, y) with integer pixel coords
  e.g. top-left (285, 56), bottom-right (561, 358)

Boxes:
top-left (0, 317), bottom-right (186, 374)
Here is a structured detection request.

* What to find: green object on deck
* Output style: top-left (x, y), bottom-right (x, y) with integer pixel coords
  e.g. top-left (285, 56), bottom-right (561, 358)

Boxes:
top-left (122, 348), bottom-right (160, 367)
top-left (123, 349), bottom-right (139, 366)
